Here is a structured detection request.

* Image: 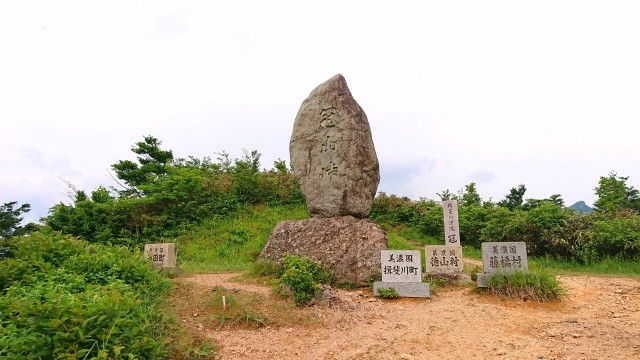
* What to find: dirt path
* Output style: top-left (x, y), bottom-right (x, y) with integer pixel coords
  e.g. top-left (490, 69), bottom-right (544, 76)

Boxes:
top-left (175, 272), bottom-right (640, 360)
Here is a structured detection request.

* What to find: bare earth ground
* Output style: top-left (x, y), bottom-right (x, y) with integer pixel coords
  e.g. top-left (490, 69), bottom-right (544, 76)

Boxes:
top-left (173, 269), bottom-right (640, 360)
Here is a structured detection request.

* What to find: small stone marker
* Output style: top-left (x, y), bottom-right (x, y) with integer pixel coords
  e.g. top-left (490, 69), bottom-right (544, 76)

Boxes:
top-left (477, 241), bottom-right (528, 287)
top-left (425, 245), bottom-right (464, 274)
top-left (380, 250), bottom-right (422, 282)
top-left (144, 243), bottom-right (177, 269)
top-left (481, 242), bottom-right (528, 273)
top-left (373, 250), bottom-right (430, 298)
top-left (442, 200), bottom-right (460, 245)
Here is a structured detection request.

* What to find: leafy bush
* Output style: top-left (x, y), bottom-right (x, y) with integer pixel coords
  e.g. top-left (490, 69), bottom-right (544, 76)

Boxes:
top-left (543, 212), bottom-right (594, 260)
top-left (521, 202), bottom-right (572, 256)
top-left (0, 231), bottom-right (171, 359)
top-left (370, 193), bottom-right (443, 238)
top-left (457, 204), bottom-right (489, 247)
top-left (578, 211), bottom-right (640, 263)
top-left (47, 141), bottom-right (303, 248)
top-left (480, 207), bottom-right (525, 244)
top-left (276, 255), bottom-right (331, 305)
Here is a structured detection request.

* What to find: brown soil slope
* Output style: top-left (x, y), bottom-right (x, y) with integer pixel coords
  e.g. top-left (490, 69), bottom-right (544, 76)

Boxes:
top-left (174, 273), bottom-right (640, 360)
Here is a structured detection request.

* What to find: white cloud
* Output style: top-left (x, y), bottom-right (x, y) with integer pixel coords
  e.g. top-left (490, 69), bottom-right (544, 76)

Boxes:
top-left (2, 1), bottom-right (640, 221)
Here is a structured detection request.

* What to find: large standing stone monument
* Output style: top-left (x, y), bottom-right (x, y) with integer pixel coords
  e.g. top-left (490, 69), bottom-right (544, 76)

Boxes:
top-left (289, 74), bottom-right (380, 218)
top-left (261, 74), bottom-right (387, 285)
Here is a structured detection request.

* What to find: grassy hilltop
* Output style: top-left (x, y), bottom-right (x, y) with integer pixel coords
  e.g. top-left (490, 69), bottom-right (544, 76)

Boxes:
top-left (1, 136), bottom-right (639, 358)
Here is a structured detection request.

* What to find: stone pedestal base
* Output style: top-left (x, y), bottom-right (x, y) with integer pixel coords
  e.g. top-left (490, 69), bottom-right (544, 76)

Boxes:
top-left (261, 216), bottom-right (387, 286)
top-left (373, 281), bottom-right (431, 298)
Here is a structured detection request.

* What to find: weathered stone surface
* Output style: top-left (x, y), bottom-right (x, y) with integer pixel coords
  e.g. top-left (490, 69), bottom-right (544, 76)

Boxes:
top-left (476, 273), bottom-right (494, 288)
top-left (373, 281), bottom-right (431, 298)
top-left (290, 74), bottom-right (380, 218)
top-left (380, 250), bottom-right (422, 282)
top-left (260, 216), bottom-right (387, 285)
top-left (481, 242), bottom-right (528, 274)
top-left (425, 245), bottom-right (464, 274)
top-left (144, 243), bottom-right (177, 268)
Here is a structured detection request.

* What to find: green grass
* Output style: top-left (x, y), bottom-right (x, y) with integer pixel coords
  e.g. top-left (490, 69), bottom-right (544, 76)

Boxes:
top-left (175, 204), bottom-right (308, 273)
top-left (389, 225), bottom-right (441, 246)
top-left (531, 256), bottom-right (640, 277)
top-left (208, 286), bottom-right (268, 329)
top-left (173, 204), bottom-right (639, 278)
top-left (485, 270), bottom-right (566, 301)
top-left (387, 232), bottom-right (421, 250)
top-left (462, 245), bottom-right (482, 260)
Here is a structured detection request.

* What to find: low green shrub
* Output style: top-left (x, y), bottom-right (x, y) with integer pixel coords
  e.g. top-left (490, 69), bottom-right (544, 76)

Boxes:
top-left (578, 212), bottom-right (640, 263)
top-left (276, 255), bottom-right (331, 305)
top-left (0, 231), bottom-right (171, 359)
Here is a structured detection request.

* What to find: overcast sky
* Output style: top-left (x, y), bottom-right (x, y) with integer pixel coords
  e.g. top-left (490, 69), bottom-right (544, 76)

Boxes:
top-left (2, 1), bottom-right (640, 223)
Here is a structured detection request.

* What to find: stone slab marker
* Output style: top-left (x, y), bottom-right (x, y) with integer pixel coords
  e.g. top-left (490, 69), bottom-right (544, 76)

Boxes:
top-left (477, 241), bottom-right (529, 287)
top-left (442, 200), bottom-right (460, 245)
top-left (289, 74), bottom-right (380, 218)
top-left (481, 242), bottom-right (528, 273)
top-left (144, 243), bottom-right (177, 268)
top-left (373, 250), bottom-right (430, 298)
top-left (380, 250), bottom-right (422, 282)
top-left (425, 245), bottom-right (464, 274)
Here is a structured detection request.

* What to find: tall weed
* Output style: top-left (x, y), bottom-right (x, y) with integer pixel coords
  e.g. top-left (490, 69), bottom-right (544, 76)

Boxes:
top-left (486, 270), bottom-right (565, 302)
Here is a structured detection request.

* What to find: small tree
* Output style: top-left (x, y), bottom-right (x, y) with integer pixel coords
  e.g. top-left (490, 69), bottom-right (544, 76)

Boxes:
top-left (436, 189), bottom-right (458, 201)
top-left (461, 182), bottom-right (482, 207)
top-left (498, 184), bottom-right (527, 211)
top-left (521, 194), bottom-right (564, 211)
top-left (111, 135), bottom-right (174, 197)
top-left (593, 171), bottom-right (640, 213)
top-left (0, 202), bottom-right (35, 239)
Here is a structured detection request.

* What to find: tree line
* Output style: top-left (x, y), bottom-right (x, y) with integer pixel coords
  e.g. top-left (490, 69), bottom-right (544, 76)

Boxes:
top-left (370, 173), bottom-right (640, 263)
top-left (2, 136), bottom-right (639, 263)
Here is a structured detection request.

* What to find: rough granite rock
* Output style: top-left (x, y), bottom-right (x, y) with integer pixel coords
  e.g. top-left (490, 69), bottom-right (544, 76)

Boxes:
top-left (260, 216), bottom-right (387, 285)
top-left (290, 74), bottom-right (380, 218)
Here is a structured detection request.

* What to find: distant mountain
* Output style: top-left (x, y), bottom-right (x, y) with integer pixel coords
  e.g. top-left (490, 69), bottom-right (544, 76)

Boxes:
top-left (569, 201), bottom-right (593, 214)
